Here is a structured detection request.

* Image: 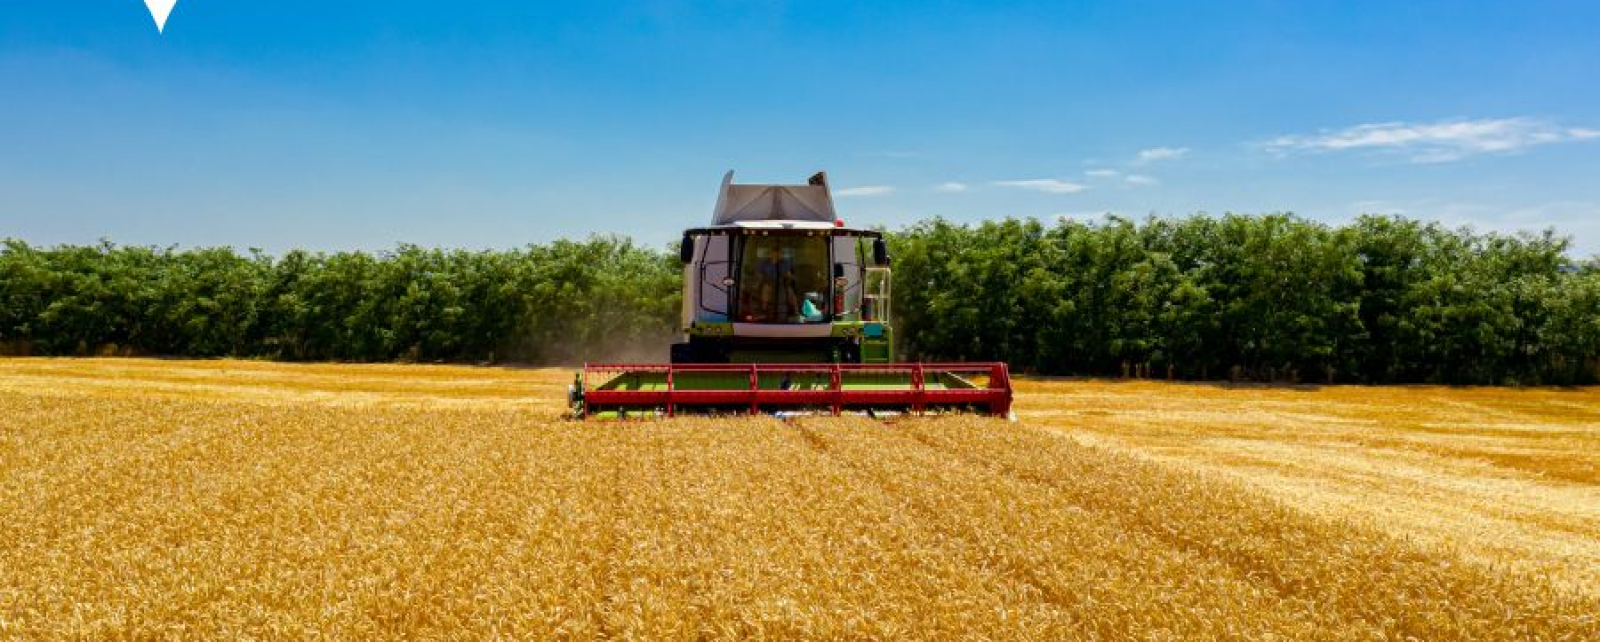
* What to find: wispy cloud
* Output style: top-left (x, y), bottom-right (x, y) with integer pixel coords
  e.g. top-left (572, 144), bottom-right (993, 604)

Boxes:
top-left (1265, 117), bottom-right (1600, 163)
top-left (992, 179), bottom-right (1089, 194)
top-left (935, 182), bottom-right (969, 193)
top-left (1086, 168), bottom-right (1157, 186)
top-left (835, 186), bottom-right (896, 198)
top-left (1136, 147), bottom-right (1189, 163)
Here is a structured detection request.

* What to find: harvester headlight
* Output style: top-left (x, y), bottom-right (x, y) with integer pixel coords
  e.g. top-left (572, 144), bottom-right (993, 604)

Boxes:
top-left (722, 277), bottom-right (736, 287)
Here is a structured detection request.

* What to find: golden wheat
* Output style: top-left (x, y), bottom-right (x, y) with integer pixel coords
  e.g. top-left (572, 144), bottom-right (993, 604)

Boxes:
top-left (1020, 378), bottom-right (1600, 595)
top-left (0, 359), bottom-right (1594, 640)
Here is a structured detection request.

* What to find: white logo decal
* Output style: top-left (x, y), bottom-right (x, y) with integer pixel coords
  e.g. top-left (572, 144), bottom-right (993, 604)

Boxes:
top-left (143, 0), bottom-right (179, 33)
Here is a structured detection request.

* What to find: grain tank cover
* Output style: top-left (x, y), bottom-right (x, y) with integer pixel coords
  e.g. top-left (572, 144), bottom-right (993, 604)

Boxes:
top-left (711, 170), bottom-right (838, 225)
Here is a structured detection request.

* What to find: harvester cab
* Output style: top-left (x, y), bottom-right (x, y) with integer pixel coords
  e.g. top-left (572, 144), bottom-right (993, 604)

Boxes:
top-left (571, 171), bottom-right (1013, 419)
top-left (675, 171), bottom-right (892, 365)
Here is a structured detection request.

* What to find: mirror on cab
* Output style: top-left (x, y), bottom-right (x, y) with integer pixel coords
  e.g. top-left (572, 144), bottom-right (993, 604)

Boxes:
top-left (679, 233), bottom-right (696, 264)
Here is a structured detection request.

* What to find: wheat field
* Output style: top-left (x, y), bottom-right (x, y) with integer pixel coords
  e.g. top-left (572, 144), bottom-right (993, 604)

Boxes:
top-left (0, 359), bottom-right (1595, 640)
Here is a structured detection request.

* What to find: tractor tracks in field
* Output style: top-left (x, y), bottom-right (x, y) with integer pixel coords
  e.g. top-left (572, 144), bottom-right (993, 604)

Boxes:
top-left (786, 420), bottom-right (1095, 629)
top-left (791, 422), bottom-right (832, 455)
top-left (888, 421), bottom-right (1329, 604)
top-left (882, 421), bottom-right (1600, 640)
top-left (785, 419), bottom-right (1352, 639)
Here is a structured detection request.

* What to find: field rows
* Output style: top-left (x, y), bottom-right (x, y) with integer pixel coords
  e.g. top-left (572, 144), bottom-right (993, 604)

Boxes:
top-left (1022, 379), bottom-right (1600, 594)
top-left (0, 359), bottom-right (1595, 640)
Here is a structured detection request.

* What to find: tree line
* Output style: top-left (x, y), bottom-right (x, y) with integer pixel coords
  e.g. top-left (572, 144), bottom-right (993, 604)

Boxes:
top-left (893, 214), bottom-right (1598, 385)
top-left (2, 213), bottom-right (1596, 384)
top-left (0, 237), bottom-right (680, 364)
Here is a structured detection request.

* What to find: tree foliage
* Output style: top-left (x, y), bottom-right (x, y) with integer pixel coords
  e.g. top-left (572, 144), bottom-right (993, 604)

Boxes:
top-left (890, 214), bottom-right (1598, 385)
top-left (0, 237), bottom-right (681, 363)
top-left (1, 213), bottom-right (1595, 383)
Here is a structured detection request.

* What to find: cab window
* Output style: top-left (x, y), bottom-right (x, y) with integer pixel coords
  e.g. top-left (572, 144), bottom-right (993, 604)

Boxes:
top-left (736, 235), bottom-right (830, 323)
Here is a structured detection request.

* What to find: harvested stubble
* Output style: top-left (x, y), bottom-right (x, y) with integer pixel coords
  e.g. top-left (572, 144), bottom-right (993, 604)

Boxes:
top-left (1020, 379), bottom-right (1600, 595)
top-left (0, 359), bottom-right (1595, 640)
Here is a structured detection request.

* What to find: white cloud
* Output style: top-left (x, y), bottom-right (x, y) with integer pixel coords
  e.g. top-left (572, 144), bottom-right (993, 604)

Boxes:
top-left (835, 186), bottom-right (895, 198)
top-left (1124, 174), bottom-right (1159, 186)
top-left (1265, 117), bottom-right (1600, 163)
top-left (1136, 147), bottom-right (1189, 163)
top-left (992, 179), bottom-right (1089, 194)
top-left (935, 182), bottom-right (969, 193)
top-left (1085, 169), bottom-right (1121, 178)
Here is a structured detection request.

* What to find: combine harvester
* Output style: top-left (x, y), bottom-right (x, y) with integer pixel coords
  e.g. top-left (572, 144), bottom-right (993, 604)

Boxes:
top-left (570, 171), bottom-right (1014, 419)
top-left (569, 172), bottom-right (1004, 416)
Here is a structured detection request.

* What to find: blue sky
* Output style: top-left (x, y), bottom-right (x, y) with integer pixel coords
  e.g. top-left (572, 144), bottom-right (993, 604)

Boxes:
top-left (3, 1), bottom-right (1598, 254)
